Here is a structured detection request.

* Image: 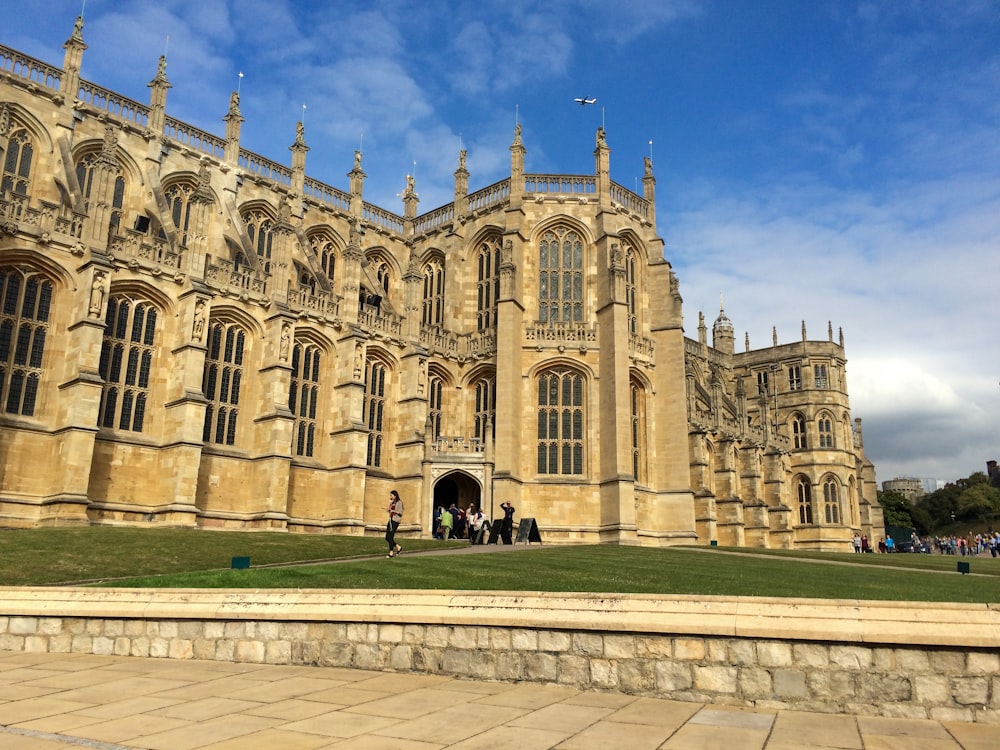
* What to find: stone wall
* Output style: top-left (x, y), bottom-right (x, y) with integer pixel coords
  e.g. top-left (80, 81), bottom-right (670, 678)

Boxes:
top-left (1, 588), bottom-right (998, 723)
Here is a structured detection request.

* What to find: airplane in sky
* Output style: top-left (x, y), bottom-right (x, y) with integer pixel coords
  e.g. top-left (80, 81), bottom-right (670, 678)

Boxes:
top-left (574, 96), bottom-right (597, 106)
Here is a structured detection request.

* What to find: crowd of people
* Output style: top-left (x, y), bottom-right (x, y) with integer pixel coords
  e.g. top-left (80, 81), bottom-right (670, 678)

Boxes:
top-left (852, 530), bottom-right (1000, 557)
top-left (433, 501), bottom-right (516, 544)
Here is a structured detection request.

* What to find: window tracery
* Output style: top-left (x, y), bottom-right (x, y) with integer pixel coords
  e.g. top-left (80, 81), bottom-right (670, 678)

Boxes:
top-left (537, 368), bottom-right (585, 475)
top-left (201, 320), bottom-right (245, 446)
top-left (538, 226), bottom-right (583, 324)
top-left (98, 296), bottom-right (157, 432)
top-left (0, 267), bottom-right (50, 417)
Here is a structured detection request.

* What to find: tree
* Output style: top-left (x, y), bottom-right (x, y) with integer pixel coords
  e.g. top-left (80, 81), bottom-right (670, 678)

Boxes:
top-left (877, 490), bottom-right (913, 529)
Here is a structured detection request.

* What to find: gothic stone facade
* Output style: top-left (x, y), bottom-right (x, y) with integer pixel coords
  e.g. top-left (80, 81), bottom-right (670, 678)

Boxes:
top-left (0, 20), bottom-right (883, 549)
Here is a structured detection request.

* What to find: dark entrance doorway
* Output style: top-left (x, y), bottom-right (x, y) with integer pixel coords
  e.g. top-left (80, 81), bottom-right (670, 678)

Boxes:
top-left (431, 472), bottom-right (482, 540)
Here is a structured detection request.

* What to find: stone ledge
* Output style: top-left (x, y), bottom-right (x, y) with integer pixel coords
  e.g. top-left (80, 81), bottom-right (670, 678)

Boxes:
top-left (1, 588), bottom-right (997, 648)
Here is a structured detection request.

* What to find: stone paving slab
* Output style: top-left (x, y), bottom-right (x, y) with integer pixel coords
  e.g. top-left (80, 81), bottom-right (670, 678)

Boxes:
top-left (2, 652), bottom-right (1000, 749)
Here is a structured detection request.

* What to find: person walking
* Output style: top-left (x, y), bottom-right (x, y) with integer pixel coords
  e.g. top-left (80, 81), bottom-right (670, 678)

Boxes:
top-left (386, 490), bottom-right (403, 558)
top-left (499, 501), bottom-right (515, 544)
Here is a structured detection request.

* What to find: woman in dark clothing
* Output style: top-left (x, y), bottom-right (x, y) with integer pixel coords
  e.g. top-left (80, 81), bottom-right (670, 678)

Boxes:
top-left (386, 490), bottom-right (403, 557)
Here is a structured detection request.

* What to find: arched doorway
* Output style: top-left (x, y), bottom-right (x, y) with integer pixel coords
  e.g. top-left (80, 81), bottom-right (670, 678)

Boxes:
top-left (431, 471), bottom-right (482, 540)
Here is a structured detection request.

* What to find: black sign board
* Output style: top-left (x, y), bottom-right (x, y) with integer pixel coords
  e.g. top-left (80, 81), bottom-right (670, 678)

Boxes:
top-left (486, 521), bottom-right (503, 545)
top-left (514, 517), bottom-right (542, 544)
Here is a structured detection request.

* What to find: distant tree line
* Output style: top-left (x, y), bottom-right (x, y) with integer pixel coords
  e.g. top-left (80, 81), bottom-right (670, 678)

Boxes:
top-left (877, 472), bottom-right (1000, 535)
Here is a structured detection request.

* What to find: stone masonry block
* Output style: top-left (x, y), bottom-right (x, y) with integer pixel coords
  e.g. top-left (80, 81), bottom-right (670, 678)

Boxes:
top-left (738, 667), bottom-right (772, 699)
top-left (279, 623), bottom-right (309, 640)
top-left (894, 648), bottom-right (932, 673)
top-left (858, 674), bottom-right (912, 703)
top-left (389, 644), bottom-right (413, 671)
top-left (70, 635), bottom-right (93, 653)
top-left (442, 649), bottom-right (473, 675)
top-left (706, 639), bottom-right (729, 662)
top-left (320, 641), bottom-right (354, 668)
top-left (636, 636), bottom-right (672, 657)
top-left (149, 638), bottom-right (169, 658)
top-left (8, 617), bottom-right (38, 635)
top-left (590, 659), bottom-right (619, 689)
top-left (557, 654), bottom-right (590, 686)
top-left (524, 652), bottom-right (558, 682)
top-left (511, 629), bottom-right (538, 651)
top-left (104, 620), bottom-right (125, 637)
top-left (48, 634), bottom-right (72, 653)
top-left (495, 652), bottom-right (523, 681)
top-left (168, 639), bottom-right (194, 660)
top-left (674, 638), bottom-right (706, 661)
top-left (449, 626), bottom-right (479, 650)
top-left (952, 677), bottom-right (989, 706)
top-left (728, 639), bottom-right (756, 666)
top-left (178, 622), bottom-right (203, 640)
top-left (538, 631), bottom-right (572, 653)
top-left (618, 660), bottom-right (655, 692)
top-left (353, 643), bottom-right (385, 670)
top-left (265, 640), bottom-right (291, 664)
top-left (235, 640), bottom-right (265, 663)
top-left (572, 632), bottom-right (603, 657)
top-left (967, 652), bottom-right (1000, 675)
top-left (378, 624), bottom-right (405, 644)
top-left (489, 628), bottom-right (512, 651)
top-left (38, 618), bottom-right (63, 636)
top-left (756, 641), bottom-right (793, 668)
top-left (829, 645), bottom-right (872, 671)
top-left (24, 635), bottom-right (48, 653)
top-left (929, 650), bottom-right (966, 674)
top-left (604, 635), bottom-right (635, 659)
top-left (156, 621), bottom-right (179, 639)
top-left (772, 669), bottom-right (808, 699)
top-left (113, 637), bottom-right (131, 656)
top-left (656, 660), bottom-right (693, 692)
top-left (807, 670), bottom-right (856, 700)
top-left (214, 640), bottom-right (235, 662)
top-left (403, 625), bottom-right (425, 645)
top-left (914, 674), bottom-right (951, 705)
top-left (693, 665), bottom-right (737, 694)
top-left (0, 635), bottom-right (25, 652)
top-left (192, 638), bottom-right (215, 660)
top-left (424, 626), bottom-right (451, 648)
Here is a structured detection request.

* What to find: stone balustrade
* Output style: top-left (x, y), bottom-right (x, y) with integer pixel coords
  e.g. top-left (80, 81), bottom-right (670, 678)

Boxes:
top-left (0, 588), bottom-right (998, 723)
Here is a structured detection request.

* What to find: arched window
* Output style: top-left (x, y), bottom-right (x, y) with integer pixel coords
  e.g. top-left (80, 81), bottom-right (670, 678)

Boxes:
top-left (98, 297), bottom-right (157, 432)
top-left (76, 152), bottom-right (125, 235)
top-left (2, 128), bottom-right (33, 197)
top-left (538, 226), bottom-right (583, 324)
top-left (537, 368), bottom-right (584, 475)
top-left (201, 321), bottom-right (245, 446)
top-left (631, 379), bottom-right (646, 483)
top-left (0, 267), bottom-right (51, 416)
top-left (289, 342), bottom-right (320, 457)
top-left (818, 414), bottom-right (834, 448)
top-left (163, 182), bottom-right (196, 247)
top-left (242, 209), bottom-right (274, 274)
top-left (476, 236), bottom-right (501, 331)
top-left (624, 243), bottom-right (639, 335)
top-left (797, 478), bottom-right (813, 525)
top-left (373, 258), bottom-right (391, 295)
top-left (792, 415), bottom-right (807, 449)
top-left (365, 358), bottom-right (387, 467)
top-left (309, 235), bottom-right (337, 286)
top-left (421, 257), bottom-right (445, 326)
top-left (823, 478), bottom-right (840, 524)
top-left (473, 375), bottom-right (495, 443)
top-left (428, 374), bottom-right (443, 439)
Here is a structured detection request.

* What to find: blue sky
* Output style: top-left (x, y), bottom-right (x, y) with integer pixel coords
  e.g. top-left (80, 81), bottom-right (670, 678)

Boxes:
top-left (6, 0), bottom-right (999, 487)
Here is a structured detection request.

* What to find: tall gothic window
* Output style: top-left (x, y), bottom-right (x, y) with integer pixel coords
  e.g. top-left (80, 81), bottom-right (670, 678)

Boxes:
top-left (631, 380), bottom-right (646, 483)
top-left (792, 414), bottom-right (807, 449)
top-left (814, 364), bottom-right (829, 389)
top-left (76, 153), bottom-right (125, 235)
top-left (2, 128), bottom-right (33, 196)
top-left (163, 182), bottom-right (195, 247)
top-left (625, 245), bottom-right (639, 335)
top-left (756, 370), bottom-right (769, 395)
top-left (473, 376), bottom-right (495, 443)
top-left (477, 236), bottom-right (501, 331)
top-left (373, 258), bottom-right (391, 295)
top-left (427, 374), bottom-right (443, 439)
top-left (0, 267), bottom-right (50, 416)
top-left (365, 358), bottom-right (387, 467)
top-left (537, 368), bottom-right (584, 475)
top-left (310, 235), bottom-right (336, 286)
top-left (289, 342), bottom-right (320, 457)
top-left (201, 321), bottom-right (245, 446)
top-left (818, 414), bottom-right (834, 448)
top-left (538, 227), bottom-right (583, 324)
top-left (421, 257), bottom-right (445, 326)
top-left (98, 297), bottom-right (156, 432)
top-left (797, 478), bottom-right (813, 524)
top-left (788, 365), bottom-right (802, 391)
top-left (823, 478), bottom-right (840, 524)
top-left (242, 210), bottom-right (274, 274)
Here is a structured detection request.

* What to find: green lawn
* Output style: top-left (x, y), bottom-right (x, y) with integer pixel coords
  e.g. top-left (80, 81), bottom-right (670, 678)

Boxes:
top-left (1, 528), bottom-right (997, 603)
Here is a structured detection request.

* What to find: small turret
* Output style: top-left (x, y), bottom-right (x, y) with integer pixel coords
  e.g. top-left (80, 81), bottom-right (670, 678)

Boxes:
top-left (712, 297), bottom-right (734, 355)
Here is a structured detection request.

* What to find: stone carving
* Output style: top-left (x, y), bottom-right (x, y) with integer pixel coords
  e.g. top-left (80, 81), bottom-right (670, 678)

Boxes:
top-left (279, 324), bottom-right (290, 361)
top-left (192, 300), bottom-right (206, 341)
top-left (89, 272), bottom-right (106, 317)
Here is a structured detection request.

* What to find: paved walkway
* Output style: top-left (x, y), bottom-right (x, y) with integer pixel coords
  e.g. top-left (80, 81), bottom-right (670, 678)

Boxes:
top-left (2, 652), bottom-right (999, 749)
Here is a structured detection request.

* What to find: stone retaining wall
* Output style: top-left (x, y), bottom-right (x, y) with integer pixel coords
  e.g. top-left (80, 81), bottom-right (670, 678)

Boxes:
top-left (1, 588), bottom-right (998, 723)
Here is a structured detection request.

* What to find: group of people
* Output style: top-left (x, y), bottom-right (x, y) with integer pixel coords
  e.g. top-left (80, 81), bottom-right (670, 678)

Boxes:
top-left (932, 532), bottom-right (1000, 557)
top-left (384, 491), bottom-right (516, 557)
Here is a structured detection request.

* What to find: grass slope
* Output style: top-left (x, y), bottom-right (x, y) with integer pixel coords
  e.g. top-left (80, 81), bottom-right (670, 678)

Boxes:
top-left (1, 528), bottom-right (997, 602)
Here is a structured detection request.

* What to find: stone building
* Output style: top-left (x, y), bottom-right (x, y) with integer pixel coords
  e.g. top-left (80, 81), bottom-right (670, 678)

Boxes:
top-left (0, 18), bottom-right (883, 549)
top-left (881, 477), bottom-right (925, 502)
